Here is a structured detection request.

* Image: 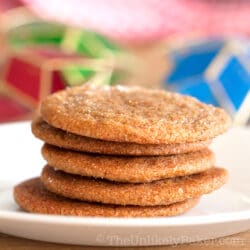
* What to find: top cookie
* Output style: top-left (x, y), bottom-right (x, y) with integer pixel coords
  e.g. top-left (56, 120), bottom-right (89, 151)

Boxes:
top-left (41, 84), bottom-right (231, 144)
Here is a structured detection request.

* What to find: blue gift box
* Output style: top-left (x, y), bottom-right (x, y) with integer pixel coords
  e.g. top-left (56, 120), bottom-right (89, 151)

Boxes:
top-left (164, 39), bottom-right (250, 125)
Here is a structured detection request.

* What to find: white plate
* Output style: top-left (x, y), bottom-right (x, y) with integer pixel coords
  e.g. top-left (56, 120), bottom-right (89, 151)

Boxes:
top-left (0, 122), bottom-right (249, 246)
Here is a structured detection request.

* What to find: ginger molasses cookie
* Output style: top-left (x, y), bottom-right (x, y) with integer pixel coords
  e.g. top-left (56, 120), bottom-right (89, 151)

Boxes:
top-left (41, 166), bottom-right (228, 206)
top-left (14, 178), bottom-right (199, 217)
top-left (42, 144), bottom-right (214, 183)
top-left (32, 117), bottom-right (211, 156)
top-left (41, 85), bottom-right (231, 144)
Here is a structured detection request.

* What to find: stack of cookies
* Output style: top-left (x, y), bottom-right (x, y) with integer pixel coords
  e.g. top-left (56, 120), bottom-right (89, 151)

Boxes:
top-left (14, 85), bottom-right (231, 217)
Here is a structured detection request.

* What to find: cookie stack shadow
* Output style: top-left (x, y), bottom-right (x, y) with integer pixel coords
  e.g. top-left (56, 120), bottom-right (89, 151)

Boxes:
top-left (14, 85), bottom-right (230, 217)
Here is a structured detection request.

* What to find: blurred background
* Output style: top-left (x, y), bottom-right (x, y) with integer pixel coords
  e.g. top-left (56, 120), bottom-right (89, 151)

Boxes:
top-left (0, 0), bottom-right (249, 125)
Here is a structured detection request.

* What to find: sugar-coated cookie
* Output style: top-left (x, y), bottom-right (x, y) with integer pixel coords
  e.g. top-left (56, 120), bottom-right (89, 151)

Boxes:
top-left (41, 85), bottom-right (231, 144)
top-left (32, 117), bottom-right (211, 156)
top-left (41, 165), bottom-right (228, 206)
top-left (42, 143), bottom-right (214, 182)
top-left (14, 178), bottom-right (199, 217)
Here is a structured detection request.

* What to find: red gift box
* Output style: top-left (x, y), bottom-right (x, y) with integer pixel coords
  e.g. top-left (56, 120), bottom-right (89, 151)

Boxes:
top-left (0, 47), bottom-right (107, 111)
top-left (1, 47), bottom-right (74, 108)
top-left (0, 93), bottom-right (31, 123)
top-left (0, 46), bottom-right (116, 122)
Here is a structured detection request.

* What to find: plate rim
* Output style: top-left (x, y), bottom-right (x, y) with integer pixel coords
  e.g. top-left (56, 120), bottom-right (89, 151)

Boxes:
top-left (0, 210), bottom-right (249, 227)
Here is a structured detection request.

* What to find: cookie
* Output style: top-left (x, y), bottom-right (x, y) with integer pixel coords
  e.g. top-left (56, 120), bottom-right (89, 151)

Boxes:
top-left (32, 117), bottom-right (211, 156)
top-left (41, 84), bottom-right (231, 144)
top-left (14, 178), bottom-right (199, 217)
top-left (41, 165), bottom-right (228, 206)
top-left (42, 144), bottom-right (214, 183)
